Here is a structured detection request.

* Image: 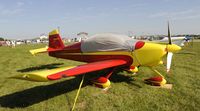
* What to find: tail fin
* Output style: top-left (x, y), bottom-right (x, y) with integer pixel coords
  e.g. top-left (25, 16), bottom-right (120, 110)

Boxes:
top-left (49, 29), bottom-right (65, 49)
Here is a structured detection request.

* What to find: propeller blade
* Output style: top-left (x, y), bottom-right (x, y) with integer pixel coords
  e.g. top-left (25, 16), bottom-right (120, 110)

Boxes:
top-left (168, 21), bottom-right (172, 44)
top-left (167, 52), bottom-right (173, 73)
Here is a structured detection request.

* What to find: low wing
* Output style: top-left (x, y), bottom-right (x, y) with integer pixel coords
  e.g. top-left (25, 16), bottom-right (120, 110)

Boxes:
top-left (12, 59), bottom-right (127, 82)
top-left (48, 59), bottom-right (127, 80)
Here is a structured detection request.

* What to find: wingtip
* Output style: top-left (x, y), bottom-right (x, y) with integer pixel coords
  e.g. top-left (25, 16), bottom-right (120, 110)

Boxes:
top-left (29, 50), bottom-right (36, 55)
top-left (10, 73), bottom-right (50, 82)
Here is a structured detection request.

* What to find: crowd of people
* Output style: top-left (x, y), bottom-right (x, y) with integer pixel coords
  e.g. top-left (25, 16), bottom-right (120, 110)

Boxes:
top-left (0, 40), bottom-right (16, 47)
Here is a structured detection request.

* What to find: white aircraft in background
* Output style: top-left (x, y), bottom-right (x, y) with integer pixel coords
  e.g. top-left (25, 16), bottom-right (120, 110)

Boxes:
top-left (150, 36), bottom-right (191, 46)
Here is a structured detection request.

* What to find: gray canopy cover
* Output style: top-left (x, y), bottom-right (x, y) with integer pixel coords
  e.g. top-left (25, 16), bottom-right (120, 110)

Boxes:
top-left (81, 33), bottom-right (137, 52)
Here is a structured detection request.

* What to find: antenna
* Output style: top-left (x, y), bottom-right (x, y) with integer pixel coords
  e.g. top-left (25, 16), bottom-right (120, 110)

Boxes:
top-left (57, 26), bottom-right (60, 33)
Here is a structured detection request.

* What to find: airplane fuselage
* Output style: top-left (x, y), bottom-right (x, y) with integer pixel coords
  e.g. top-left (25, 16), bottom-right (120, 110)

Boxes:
top-left (49, 41), bottom-right (167, 68)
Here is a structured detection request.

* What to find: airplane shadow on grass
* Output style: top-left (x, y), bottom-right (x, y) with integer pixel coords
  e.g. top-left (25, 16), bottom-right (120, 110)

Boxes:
top-left (0, 64), bottom-right (141, 108)
top-left (17, 63), bottom-right (64, 72)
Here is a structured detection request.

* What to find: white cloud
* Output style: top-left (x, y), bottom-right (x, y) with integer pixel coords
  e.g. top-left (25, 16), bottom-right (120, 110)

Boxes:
top-left (149, 9), bottom-right (194, 18)
top-left (0, 1), bottom-right (25, 16)
top-left (49, 12), bottom-right (110, 24)
top-left (148, 9), bottom-right (200, 20)
top-left (17, 1), bottom-right (25, 7)
top-left (130, 3), bottom-right (146, 8)
top-left (1, 9), bottom-right (23, 15)
top-left (85, 6), bottom-right (95, 11)
top-left (149, 12), bottom-right (168, 18)
top-left (173, 14), bottom-right (200, 20)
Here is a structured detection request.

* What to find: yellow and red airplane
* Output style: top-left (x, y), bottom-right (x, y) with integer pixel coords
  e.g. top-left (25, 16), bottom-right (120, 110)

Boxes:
top-left (13, 24), bottom-right (181, 88)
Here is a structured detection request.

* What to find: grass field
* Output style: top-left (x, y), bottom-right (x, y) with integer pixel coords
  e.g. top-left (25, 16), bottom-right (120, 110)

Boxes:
top-left (0, 42), bottom-right (200, 111)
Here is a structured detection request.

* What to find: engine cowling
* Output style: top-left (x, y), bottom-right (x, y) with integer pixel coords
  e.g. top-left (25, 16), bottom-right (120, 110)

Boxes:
top-left (91, 77), bottom-right (111, 89)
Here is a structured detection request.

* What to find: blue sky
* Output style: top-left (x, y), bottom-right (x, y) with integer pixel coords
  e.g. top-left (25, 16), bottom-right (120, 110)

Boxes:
top-left (1, 0), bottom-right (200, 39)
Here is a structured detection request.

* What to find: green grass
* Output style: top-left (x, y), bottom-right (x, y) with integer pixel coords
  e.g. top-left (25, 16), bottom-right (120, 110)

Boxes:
top-left (0, 42), bottom-right (200, 111)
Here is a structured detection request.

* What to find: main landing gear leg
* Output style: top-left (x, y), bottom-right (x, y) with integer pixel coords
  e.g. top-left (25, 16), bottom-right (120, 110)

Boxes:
top-left (150, 68), bottom-right (164, 77)
top-left (105, 68), bottom-right (114, 78)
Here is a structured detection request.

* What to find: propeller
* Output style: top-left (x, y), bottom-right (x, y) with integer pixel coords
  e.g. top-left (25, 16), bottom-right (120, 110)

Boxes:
top-left (166, 21), bottom-right (173, 73)
top-left (166, 52), bottom-right (173, 73)
top-left (167, 21), bottom-right (172, 45)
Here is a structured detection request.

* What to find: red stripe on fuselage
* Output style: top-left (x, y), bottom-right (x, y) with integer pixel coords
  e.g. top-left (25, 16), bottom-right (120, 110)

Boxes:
top-left (49, 52), bottom-right (133, 66)
top-left (63, 42), bottom-right (82, 53)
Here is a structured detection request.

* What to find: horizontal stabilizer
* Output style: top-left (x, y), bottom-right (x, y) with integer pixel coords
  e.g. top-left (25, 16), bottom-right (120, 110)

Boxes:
top-left (30, 47), bottom-right (48, 55)
top-left (11, 66), bottom-right (76, 82)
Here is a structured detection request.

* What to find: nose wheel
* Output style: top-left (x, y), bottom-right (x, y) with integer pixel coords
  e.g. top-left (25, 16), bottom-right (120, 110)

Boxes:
top-left (144, 76), bottom-right (166, 86)
top-left (144, 68), bottom-right (167, 86)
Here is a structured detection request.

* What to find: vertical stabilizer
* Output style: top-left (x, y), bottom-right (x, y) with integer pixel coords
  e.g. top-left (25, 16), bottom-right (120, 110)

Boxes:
top-left (49, 29), bottom-right (65, 49)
